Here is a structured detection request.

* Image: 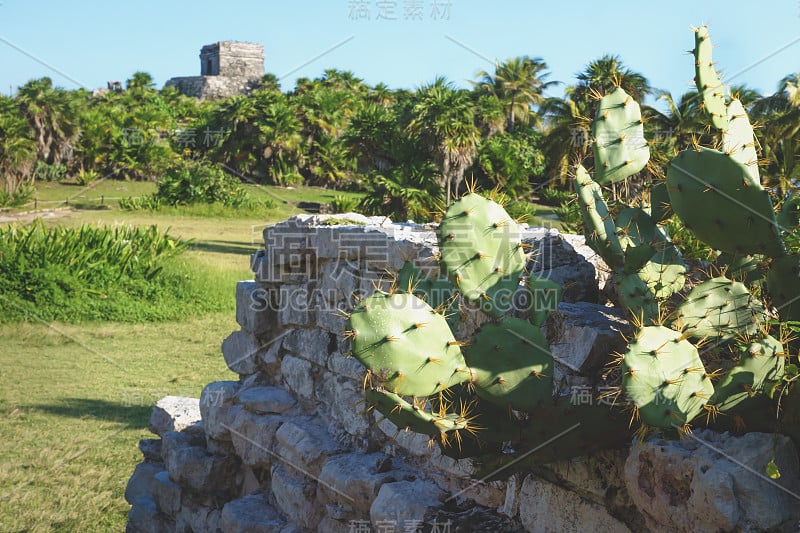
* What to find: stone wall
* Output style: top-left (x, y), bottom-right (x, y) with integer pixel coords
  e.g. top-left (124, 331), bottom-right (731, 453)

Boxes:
top-left (166, 41), bottom-right (264, 100)
top-left (164, 76), bottom-right (261, 100)
top-left (126, 214), bottom-right (800, 533)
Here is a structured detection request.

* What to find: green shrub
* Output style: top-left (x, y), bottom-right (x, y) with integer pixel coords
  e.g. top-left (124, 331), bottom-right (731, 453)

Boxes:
top-left (31, 161), bottom-right (67, 182)
top-left (0, 183), bottom-right (35, 208)
top-left (0, 220), bottom-right (230, 322)
top-left (538, 187), bottom-right (572, 206)
top-left (329, 194), bottom-right (358, 214)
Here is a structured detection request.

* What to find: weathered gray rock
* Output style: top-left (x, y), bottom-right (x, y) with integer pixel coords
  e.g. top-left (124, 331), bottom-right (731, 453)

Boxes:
top-left (318, 453), bottom-right (404, 513)
top-left (125, 462), bottom-right (162, 505)
top-left (219, 493), bottom-right (286, 532)
top-left (377, 416), bottom-right (431, 457)
top-left (518, 474), bottom-right (631, 532)
top-left (175, 496), bottom-right (221, 533)
top-left (227, 408), bottom-right (284, 467)
top-left (148, 396), bottom-right (203, 437)
top-left (277, 283), bottom-right (313, 327)
top-left (319, 374), bottom-right (370, 437)
top-left (152, 470), bottom-right (181, 518)
top-left (162, 431), bottom-right (240, 496)
top-left (545, 301), bottom-right (628, 395)
top-left (282, 328), bottom-right (333, 367)
top-left (327, 351), bottom-right (365, 382)
top-left (235, 280), bottom-right (277, 337)
top-left (280, 355), bottom-right (316, 400)
top-left (138, 438), bottom-right (162, 463)
top-left (274, 418), bottom-right (345, 477)
top-left (238, 385), bottom-right (296, 414)
top-left (625, 430), bottom-right (800, 532)
top-left (199, 381), bottom-right (240, 440)
top-left (370, 480), bottom-right (445, 528)
top-left (221, 330), bottom-right (263, 376)
top-left (271, 464), bottom-right (324, 530)
top-left (526, 229), bottom-right (605, 302)
top-left (126, 495), bottom-right (172, 533)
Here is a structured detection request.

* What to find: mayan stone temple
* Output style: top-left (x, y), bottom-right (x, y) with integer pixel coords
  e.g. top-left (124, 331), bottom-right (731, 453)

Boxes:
top-left (165, 41), bottom-right (264, 100)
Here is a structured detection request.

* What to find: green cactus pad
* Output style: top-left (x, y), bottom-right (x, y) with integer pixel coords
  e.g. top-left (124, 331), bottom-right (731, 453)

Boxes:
top-left (649, 180), bottom-right (671, 224)
top-left (766, 255), bottom-right (800, 323)
top-left (666, 147), bottom-right (783, 256)
top-left (622, 326), bottom-right (714, 428)
top-left (777, 194), bottom-right (800, 233)
top-left (693, 26), bottom-right (728, 131)
top-left (575, 165), bottom-right (625, 268)
top-left (396, 261), bottom-right (460, 329)
top-left (366, 388), bottom-right (468, 437)
top-left (711, 335), bottom-right (785, 412)
top-left (617, 273), bottom-right (658, 324)
top-left (615, 207), bottom-right (659, 273)
top-left (676, 277), bottom-right (765, 340)
top-left (592, 87), bottom-right (650, 184)
top-left (438, 193), bottom-right (526, 318)
top-left (527, 277), bottom-right (563, 327)
top-left (465, 317), bottom-right (553, 411)
top-left (722, 99), bottom-right (759, 185)
top-left (349, 291), bottom-right (470, 396)
top-left (714, 252), bottom-right (763, 286)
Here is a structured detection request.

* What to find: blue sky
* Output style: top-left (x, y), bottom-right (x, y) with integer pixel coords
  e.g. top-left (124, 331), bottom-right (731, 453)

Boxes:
top-left (2, 0), bottom-right (799, 103)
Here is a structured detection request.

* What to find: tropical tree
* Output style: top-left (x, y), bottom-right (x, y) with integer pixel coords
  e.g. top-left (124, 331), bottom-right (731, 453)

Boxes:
top-left (540, 96), bottom-right (591, 186)
top-left (408, 77), bottom-right (479, 203)
top-left (358, 161), bottom-right (443, 221)
top-left (474, 56), bottom-right (555, 131)
top-left (126, 71), bottom-right (156, 91)
top-left (16, 77), bottom-right (81, 167)
top-left (569, 54), bottom-right (651, 115)
top-left (0, 96), bottom-right (36, 203)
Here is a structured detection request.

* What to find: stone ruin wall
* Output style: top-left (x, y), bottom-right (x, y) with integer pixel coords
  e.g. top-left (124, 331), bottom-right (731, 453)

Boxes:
top-left (125, 214), bottom-right (800, 533)
top-left (165, 41), bottom-right (264, 100)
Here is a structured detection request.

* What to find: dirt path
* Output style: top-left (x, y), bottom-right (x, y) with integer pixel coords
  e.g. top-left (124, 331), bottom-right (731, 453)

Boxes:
top-left (0, 208), bottom-right (74, 224)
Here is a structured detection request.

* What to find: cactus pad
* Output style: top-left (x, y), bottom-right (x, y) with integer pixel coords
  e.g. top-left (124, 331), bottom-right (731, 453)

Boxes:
top-left (622, 326), bottom-right (714, 428)
top-left (617, 272), bottom-right (658, 324)
top-left (666, 147), bottom-right (783, 256)
top-left (438, 193), bottom-right (526, 317)
top-left (766, 255), bottom-right (800, 323)
top-left (366, 388), bottom-right (469, 438)
top-left (575, 165), bottom-right (624, 268)
top-left (527, 276), bottom-right (563, 327)
top-left (592, 86), bottom-right (650, 184)
top-left (711, 335), bottom-right (785, 412)
top-left (465, 317), bottom-right (553, 411)
top-left (693, 26), bottom-right (728, 131)
top-left (649, 180), bottom-right (671, 224)
top-left (676, 276), bottom-right (764, 340)
top-left (349, 291), bottom-right (470, 396)
top-left (722, 99), bottom-right (759, 185)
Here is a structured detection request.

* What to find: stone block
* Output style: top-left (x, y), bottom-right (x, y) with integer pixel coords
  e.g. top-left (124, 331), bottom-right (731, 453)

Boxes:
top-left (148, 396), bottom-right (203, 438)
top-left (152, 470), bottom-right (181, 518)
top-left (219, 493), bottom-right (286, 532)
top-left (126, 495), bottom-right (172, 533)
top-left (282, 328), bottom-right (334, 367)
top-left (199, 381), bottom-right (240, 440)
top-left (221, 329), bottom-right (263, 376)
top-left (318, 453), bottom-right (402, 513)
top-left (235, 281), bottom-right (278, 337)
top-left (271, 464), bottom-right (324, 530)
top-left (518, 474), bottom-right (631, 533)
top-left (370, 480), bottom-right (445, 528)
top-left (280, 355), bottom-right (316, 400)
top-left (125, 462), bottom-right (161, 505)
top-left (238, 385), bottom-right (296, 414)
top-left (319, 374), bottom-right (370, 437)
top-left (275, 418), bottom-right (345, 477)
top-left (227, 408), bottom-right (285, 467)
top-left (138, 438), bottom-right (163, 463)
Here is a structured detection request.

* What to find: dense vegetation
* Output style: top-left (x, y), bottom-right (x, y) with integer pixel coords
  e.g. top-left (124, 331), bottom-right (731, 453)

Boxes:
top-left (5, 59), bottom-right (794, 220)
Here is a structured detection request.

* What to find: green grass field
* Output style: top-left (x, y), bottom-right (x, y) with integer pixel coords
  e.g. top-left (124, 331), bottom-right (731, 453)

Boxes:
top-left (0, 181), bottom-right (561, 531)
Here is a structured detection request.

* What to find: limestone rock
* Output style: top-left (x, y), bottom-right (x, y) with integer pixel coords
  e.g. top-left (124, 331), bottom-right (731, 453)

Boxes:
top-left (280, 355), bottom-right (316, 400)
top-left (238, 385), bottom-right (296, 415)
top-left (152, 470), bottom-right (181, 518)
top-left (125, 462), bottom-right (161, 505)
top-left (624, 430), bottom-right (800, 532)
top-left (219, 493), bottom-right (286, 532)
top-left (126, 495), bottom-right (172, 533)
top-left (148, 396), bottom-right (203, 438)
top-left (227, 408), bottom-right (284, 467)
top-left (370, 480), bottom-right (445, 529)
top-left (318, 453), bottom-right (406, 513)
top-left (221, 330), bottom-right (263, 376)
top-left (138, 438), bottom-right (163, 463)
top-left (162, 431), bottom-right (240, 497)
top-left (518, 474), bottom-right (631, 532)
top-left (235, 280), bottom-right (278, 337)
top-left (271, 464), bottom-right (323, 530)
top-left (282, 328), bottom-right (333, 367)
top-left (275, 418), bottom-right (345, 477)
top-left (199, 381), bottom-right (240, 440)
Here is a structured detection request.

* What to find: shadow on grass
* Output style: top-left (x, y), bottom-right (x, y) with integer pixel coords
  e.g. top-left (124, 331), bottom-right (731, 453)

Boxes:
top-left (187, 239), bottom-right (258, 256)
top-left (25, 398), bottom-right (155, 429)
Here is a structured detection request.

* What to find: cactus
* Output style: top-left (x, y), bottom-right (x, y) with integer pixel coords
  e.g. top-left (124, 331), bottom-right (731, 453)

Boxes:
top-left (722, 99), bottom-right (760, 185)
top-left (575, 164), bottom-right (625, 268)
top-left (464, 317), bottom-right (553, 411)
top-left (693, 25), bottom-right (728, 131)
top-left (676, 276), bottom-right (765, 341)
top-left (365, 388), bottom-right (471, 442)
top-left (666, 147), bottom-right (784, 257)
top-left (396, 260), bottom-right (460, 329)
top-left (711, 335), bottom-right (785, 413)
top-left (437, 192), bottom-right (527, 318)
top-left (648, 180), bottom-right (671, 224)
top-left (592, 87), bottom-right (650, 184)
top-left (766, 255), bottom-right (800, 323)
top-left (622, 326), bottom-right (715, 429)
top-left (349, 290), bottom-right (470, 397)
top-left (527, 276), bottom-right (562, 327)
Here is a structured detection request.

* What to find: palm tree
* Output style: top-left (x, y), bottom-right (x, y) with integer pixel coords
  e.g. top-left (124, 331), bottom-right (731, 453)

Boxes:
top-left (408, 77), bottom-right (479, 204)
top-left (0, 96), bottom-right (36, 198)
top-left (126, 71), bottom-right (156, 91)
top-left (570, 55), bottom-right (651, 115)
top-left (16, 77), bottom-right (80, 167)
top-left (540, 96), bottom-right (591, 186)
top-left (642, 90), bottom-right (704, 156)
top-left (474, 56), bottom-right (556, 132)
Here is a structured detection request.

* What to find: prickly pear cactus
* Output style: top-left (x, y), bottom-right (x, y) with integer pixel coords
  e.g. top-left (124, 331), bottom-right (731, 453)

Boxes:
top-left (693, 25), bottom-right (728, 131)
top-left (575, 164), bottom-right (624, 268)
top-left (348, 291), bottom-right (470, 396)
top-left (666, 147), bottom-right (784, 256)
top-left (622, 326), bottom-right (714, 429)
top-left (676, 276), bottom-right (765, 340)
top-left (592, 86), bottom-right (650, 184)
top-left (711, 335), bottom-right (785, 413)
top-left (465, 317), bottom-right (553, 411)
top-left (722, 99), bottom-right (760, 185)
top-left (437, 193), bottom-right (527, 318)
